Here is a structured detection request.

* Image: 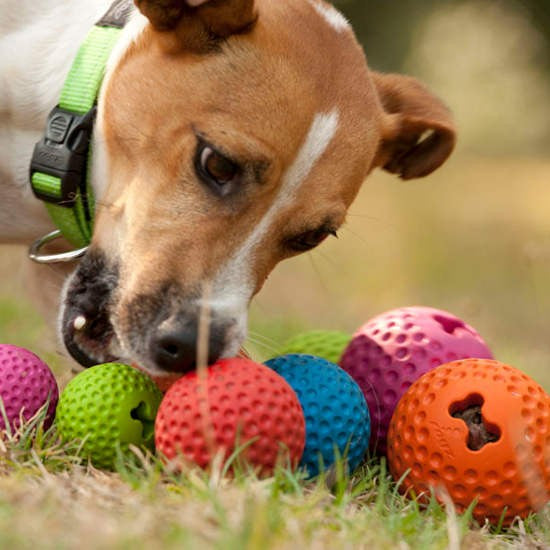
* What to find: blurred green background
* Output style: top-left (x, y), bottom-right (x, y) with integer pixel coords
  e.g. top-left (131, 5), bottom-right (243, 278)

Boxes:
top-left (1, 0), bottom-right (549, 390)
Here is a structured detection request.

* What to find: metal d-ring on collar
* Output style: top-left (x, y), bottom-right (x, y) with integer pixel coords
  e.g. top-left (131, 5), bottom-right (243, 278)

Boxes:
top-left (28, 230), bottom-right (89, 264)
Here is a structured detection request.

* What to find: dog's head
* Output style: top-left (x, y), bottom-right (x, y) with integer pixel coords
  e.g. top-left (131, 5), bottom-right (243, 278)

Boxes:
top-left (61, 0), bottom-right (456, 376)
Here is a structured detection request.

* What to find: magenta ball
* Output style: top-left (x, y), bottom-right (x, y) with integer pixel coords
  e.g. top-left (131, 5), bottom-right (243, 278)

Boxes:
top-left (340, 306), bottom-right (493, 454)
top-left (0, 344), bottom-right (59, 431)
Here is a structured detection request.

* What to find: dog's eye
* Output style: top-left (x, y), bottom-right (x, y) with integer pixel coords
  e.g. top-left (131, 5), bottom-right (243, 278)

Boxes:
top-left (287, 228), bottom-right (337, 252)
top-left (201, 147), bottom-right (237, 183)
top-left (195, 142), bottom-right (240, 195)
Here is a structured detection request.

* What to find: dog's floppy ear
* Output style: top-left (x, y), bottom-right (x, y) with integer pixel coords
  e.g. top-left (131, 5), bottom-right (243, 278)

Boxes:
top-left (134, 0), bottom-right (257, 39)
top-left (372, 72), bottom-right (456, 180)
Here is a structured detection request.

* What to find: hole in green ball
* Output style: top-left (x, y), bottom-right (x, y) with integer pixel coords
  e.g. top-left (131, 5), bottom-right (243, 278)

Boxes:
top-left (131, 401), bottom-right (156, 444)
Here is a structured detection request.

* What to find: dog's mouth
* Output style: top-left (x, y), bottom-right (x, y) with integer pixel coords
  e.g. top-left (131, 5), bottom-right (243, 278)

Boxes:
top-left (61, 250), bottom-right (121, 368)
top-left (62, 307), bottom-right (119, 368)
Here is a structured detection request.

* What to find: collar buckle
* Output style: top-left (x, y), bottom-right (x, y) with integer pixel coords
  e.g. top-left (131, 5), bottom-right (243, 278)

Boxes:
top-left (30, 105), bottom-right (96, 207)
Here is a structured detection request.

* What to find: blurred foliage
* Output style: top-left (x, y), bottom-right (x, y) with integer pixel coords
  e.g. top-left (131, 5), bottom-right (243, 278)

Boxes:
top-left (334, 0), bottom-right (550, 155)
top-left (335, 0), bottom-right (550, 73)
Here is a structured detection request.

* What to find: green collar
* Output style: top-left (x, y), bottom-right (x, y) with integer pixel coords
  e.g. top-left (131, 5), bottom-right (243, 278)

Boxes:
top-left (29, 0), bottom-right (131, 262)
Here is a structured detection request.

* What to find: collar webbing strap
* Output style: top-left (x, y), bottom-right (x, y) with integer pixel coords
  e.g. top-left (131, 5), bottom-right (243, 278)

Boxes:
top-left (30, 2), bottom-right (131, 248)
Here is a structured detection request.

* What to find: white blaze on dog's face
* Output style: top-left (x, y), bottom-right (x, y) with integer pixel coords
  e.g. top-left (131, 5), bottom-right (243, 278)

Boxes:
top-left (61, 0), bottom-right (456, 375)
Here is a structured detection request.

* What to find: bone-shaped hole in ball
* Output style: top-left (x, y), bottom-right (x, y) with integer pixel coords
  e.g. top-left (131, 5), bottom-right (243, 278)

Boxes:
top-left (449, 393), bottom-right (501, 451)
top-left (432, 314), bottom-right (470, 336)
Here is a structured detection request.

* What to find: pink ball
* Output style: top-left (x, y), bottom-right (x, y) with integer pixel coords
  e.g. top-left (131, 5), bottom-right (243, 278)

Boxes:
top-left (0, 345), bottom-right (59, 432)
top-left (339, 306), bottom-right (493, 454)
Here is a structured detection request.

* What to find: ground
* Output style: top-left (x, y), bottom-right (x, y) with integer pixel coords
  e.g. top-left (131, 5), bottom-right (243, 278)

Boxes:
top-left (0, 155), bottom-right (549, 549)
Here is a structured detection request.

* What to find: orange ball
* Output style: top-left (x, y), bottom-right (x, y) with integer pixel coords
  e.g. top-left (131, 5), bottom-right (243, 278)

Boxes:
top-left (387, 359), bottom-right (550, 525)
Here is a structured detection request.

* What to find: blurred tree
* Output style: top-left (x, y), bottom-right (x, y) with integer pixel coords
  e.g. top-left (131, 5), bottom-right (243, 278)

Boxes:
top-left (335, 0), bottom-right (550, 72)
top-left (521, 0), bottom-right (550, 69)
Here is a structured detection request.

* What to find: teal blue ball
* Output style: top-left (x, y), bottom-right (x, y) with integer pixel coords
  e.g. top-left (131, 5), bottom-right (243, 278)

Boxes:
top-left (265, 354), bottom-right (370, 477)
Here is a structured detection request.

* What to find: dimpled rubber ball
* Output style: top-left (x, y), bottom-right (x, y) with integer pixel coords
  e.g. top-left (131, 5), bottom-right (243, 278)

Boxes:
top-left (132, 350), bottom-right (252, 393)
top-left (0, 344), bottom-right (58, 432)
top-left (265, 354), bottom-right (370, 477)
top-left (281, 330), bottom-right (351, 365)
top-left (340, 306), bottom-right (493, 454)
top-left (387, 358), bottom-right (550, 525)
top-left (155, 358), bottom-right (305, 475)
top-left (56, 363), bottom-right (163, 470)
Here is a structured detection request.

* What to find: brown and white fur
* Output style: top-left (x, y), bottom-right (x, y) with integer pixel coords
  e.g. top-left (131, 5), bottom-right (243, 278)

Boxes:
top-left (0, 0), bottom-right (456, 377)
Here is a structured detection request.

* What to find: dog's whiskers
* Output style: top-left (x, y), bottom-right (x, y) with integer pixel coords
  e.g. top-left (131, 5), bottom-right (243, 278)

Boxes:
top-left (246, 332), bottom-right (281, 355)
top-left (247, 330), bottom-right (280, 346)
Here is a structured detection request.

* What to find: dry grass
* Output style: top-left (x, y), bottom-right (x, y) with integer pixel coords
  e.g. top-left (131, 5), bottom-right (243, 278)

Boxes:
top-left (0, 427), bottom-right (548, 550)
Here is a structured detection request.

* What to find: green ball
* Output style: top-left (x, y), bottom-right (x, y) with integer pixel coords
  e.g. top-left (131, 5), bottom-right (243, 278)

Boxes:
top-left (56, 363), bottom-right (163, 470)
top-left (280, 330), bottom-right (351, 365)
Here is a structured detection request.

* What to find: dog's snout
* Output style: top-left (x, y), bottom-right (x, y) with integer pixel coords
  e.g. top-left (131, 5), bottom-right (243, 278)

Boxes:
top-left (151, 325), bottom-right (198, 374)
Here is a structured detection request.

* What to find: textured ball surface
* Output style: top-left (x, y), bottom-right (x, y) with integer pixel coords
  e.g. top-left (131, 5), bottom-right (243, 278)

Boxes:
top-left (132, 349), bottom-right (252, 393)
top-left (56, 363), bottom-right (163, 469)
top-left (155, 358), bottom-right (305, 475)
top-left (281, 331), bottom-right (351, 365)
top-left (0, 344), bottom-right (58, 431)
top-left (265, 354), bottom-right (370, 477)
top-left (340, 306), bottom-right (492, 453)
top-left (387, 359), bottom-right (550, 525)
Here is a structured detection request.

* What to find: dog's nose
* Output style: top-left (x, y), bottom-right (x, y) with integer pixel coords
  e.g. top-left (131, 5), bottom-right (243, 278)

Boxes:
top-left (150, 321), bottom-right (225, 373)
top-left (151, 326), bottom-right (197, 373)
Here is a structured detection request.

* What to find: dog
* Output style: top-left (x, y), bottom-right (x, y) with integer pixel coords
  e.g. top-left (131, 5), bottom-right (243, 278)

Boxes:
top-left (0, 0), bottom-right (456, 378)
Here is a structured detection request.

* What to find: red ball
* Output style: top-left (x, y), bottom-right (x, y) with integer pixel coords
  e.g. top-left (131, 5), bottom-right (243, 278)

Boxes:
top-left (155, 358), bottom-right (305, 475)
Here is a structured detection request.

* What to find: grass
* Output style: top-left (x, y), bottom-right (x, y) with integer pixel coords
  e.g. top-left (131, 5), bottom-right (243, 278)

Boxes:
top-left (0, 154), bottom-right (550, 548)
top-left (0, 409), bottom-right (548, 550)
